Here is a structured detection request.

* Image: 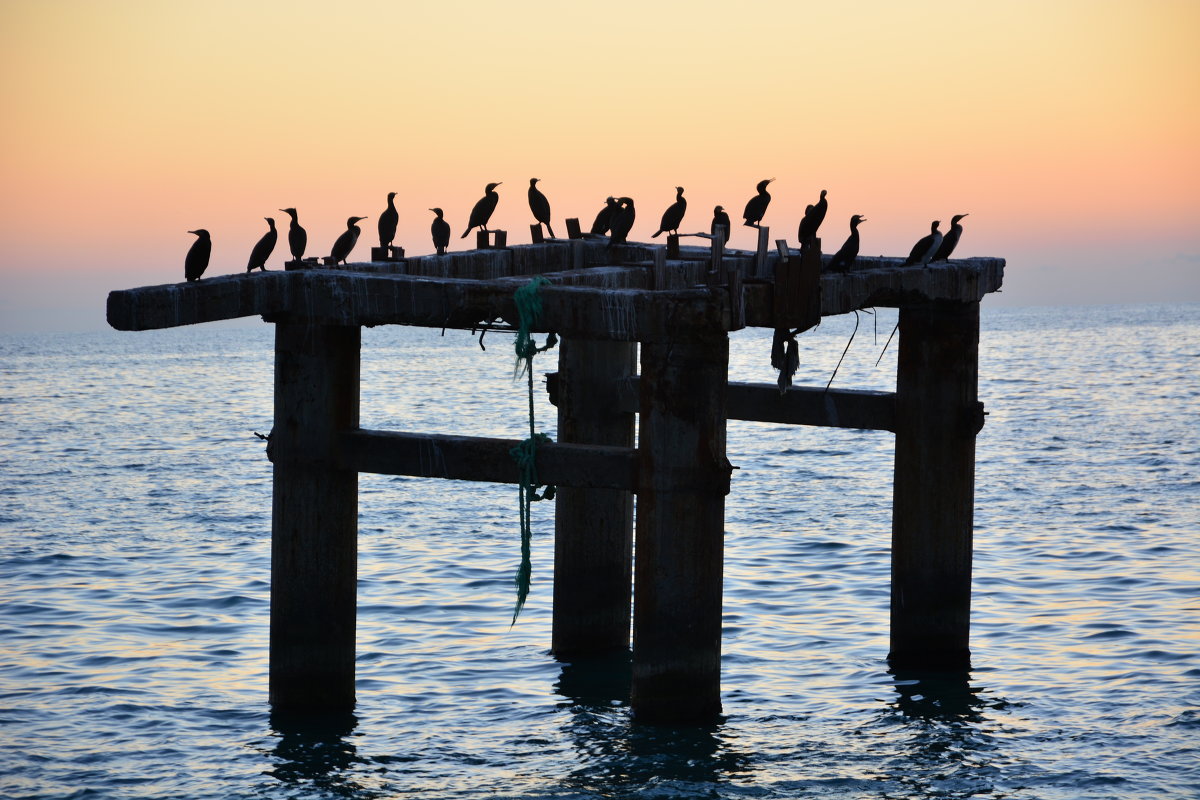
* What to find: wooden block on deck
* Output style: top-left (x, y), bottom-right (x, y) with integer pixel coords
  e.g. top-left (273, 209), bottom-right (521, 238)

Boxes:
top-left (566, 218), bottom-right (583, 240)
top-left (667, 235), bottom-right (680, 259)
top-left (531, 224), bottom-right (545, 244)
top-left (773, 239), bottom-right (821, 332)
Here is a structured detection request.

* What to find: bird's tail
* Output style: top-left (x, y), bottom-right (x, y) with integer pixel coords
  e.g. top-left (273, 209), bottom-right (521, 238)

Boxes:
top-left (546, 224), bottom-right (555, 238)
top-left (652, 230), bottom-right (663, 238)
top-left (460, 228), bottom-right (471, 239)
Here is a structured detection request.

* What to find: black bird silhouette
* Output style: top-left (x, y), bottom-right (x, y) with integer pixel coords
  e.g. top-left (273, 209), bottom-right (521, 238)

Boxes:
top-left (827, 215), bottom-right (866, 273)
top-left (378, 191), bottom-right (399, 249)
top-left (430, 207), bottom-right (451, 255)
top-left (904, 221), bottom-right (943, 266)
top-left (797, 189), bottom-right (828, 248)
top-left (590, 196), bottom-right (620, 235)
top-left (527, 178), bottom-right (555, 238)
top-left (711, 205), bottom-right (731, 245)
top-left (461, 182), bottom-right (502, 238)
top-left (185, 229), bottom-right (211, 282)
top-left (933, 213), bottom-right (969, 261)
top-left (743, 178), bottom-right (774, 227)
top-left (608, 197), bottom-right (636, 245)
top-left (330, 216), bottom-right (366, 265)
top-left (279, 207), bottom-right (306, 262)
top-left (652, 186), bottom-right (687, 238)
top-left (247, 217), bottom-right (277, 272)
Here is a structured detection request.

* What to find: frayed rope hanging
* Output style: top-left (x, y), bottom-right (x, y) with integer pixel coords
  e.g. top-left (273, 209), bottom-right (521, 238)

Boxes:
top-left (509, 276), bottom-right (558, 624)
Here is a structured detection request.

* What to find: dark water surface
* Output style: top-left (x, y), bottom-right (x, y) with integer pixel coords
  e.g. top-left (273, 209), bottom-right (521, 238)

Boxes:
top-left (1, 303), bottom-right (1198, 798)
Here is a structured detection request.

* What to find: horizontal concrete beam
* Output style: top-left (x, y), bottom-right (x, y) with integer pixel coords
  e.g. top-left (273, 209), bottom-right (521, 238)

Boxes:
top-left (547, 374), bottom-right (896, 431)
top-left (337, 429), bottom-right (639, 491)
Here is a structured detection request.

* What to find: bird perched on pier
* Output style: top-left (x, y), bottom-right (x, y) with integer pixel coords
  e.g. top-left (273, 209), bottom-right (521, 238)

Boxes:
top-left (330, 216), bottom-right (367, 265)
top-left (185, 229), bottom-right (211, 282)
top-left (527, 178), bottom-right (555, 238)
top-left (608, 197), bottom-right (636, 245)
top-left (797, 189), bottom-right (828, 249)
top-left (743, 178), bottom-right (774, 227)
top-left (461, 182), bottom-right (502, 238)
top-left (652, 186), bottom-right (687, 238)
top-left (246, 217), bottom-right (276, 272)
top-left (826, 215), bottom-right (866, 273)
top-left (933, 213), bottom-right (969, 261)
top-left (711, 205), bottom-right (731, 245)
top-left (590, 196), bottom-right (619, 235)
top-left (279, 208), bottom-right (306, 263)
top-left (378, 191), bottom-right (399, 250)
top-left (904, 220), bottom-right (943, 266)
top-left (430, 208), bottom-right (451, 255)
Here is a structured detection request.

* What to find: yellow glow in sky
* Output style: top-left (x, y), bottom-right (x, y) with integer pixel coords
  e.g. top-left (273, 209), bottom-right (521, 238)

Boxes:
top-left (0, 0), bottom-right (1197, 328)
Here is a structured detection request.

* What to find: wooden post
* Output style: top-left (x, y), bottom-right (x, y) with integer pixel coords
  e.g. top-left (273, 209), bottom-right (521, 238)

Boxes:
top-left (530, 224), bottom-right (545, 244)
top-left (269, 322), bottom-right (361, 712)
top-left (754, 226), bottom-right (770, 278)
top-left (632, 330), bottom-right (730, 723)
top-left (890, 301), bottom-right (980, 670)
top-left (552, 338), bottom-right (638, 655)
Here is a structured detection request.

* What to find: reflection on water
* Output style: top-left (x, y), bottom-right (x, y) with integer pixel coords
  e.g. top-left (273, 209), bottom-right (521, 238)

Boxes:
top-left (888, 668), bottom-right (986, 722)
top-left (555, 652), bottom-right (752, 795)
top-left (875, 669), bottom-right (1006, 799)
top-left (267, 710), bottom-right (370, 798)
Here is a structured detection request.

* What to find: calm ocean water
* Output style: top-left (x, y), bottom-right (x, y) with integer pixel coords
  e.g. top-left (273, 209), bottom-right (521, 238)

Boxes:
top-left (1, 302), bottom-right (1197, 799)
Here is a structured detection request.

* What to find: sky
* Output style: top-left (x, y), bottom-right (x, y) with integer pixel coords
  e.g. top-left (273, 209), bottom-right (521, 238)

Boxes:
top-left (0, 0), bottom-right (1197, 331)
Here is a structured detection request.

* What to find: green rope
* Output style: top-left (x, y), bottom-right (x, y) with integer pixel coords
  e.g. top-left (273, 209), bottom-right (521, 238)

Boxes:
top-left (509, 276), bottom-right (557, 624)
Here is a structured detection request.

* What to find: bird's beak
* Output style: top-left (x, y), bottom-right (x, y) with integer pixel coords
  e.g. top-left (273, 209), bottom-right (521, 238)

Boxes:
top-left (496, 182), bottom-right (503, 186)
top-left (187, 229), bottom-right (197, 234)
top-left (768, 178), bottom-right (776, 183)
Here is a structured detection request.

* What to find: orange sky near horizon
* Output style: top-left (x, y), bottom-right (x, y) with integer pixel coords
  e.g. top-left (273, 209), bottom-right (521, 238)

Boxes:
top-left (0, 0), bottom-right (1197, 330)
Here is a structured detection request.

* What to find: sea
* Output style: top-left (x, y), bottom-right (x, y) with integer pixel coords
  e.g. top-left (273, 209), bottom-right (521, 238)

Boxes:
top-left (1, 302), bottom-right (1197, 799)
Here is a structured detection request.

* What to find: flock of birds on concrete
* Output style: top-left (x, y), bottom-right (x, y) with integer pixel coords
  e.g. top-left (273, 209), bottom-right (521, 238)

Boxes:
top-left (183, 179), bottom-right (968, 283)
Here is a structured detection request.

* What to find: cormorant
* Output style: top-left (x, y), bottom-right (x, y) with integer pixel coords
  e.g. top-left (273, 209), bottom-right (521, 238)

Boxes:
top-left (608, 197), bottom-right (636, 245)
top-left (279, 207), bottom-right (306, 262)
top-left (185, 229), bottom-right (211, 282)
top-left (527, 178), bottom-right (555, 238)
top-left (933, 213), bottom-right (968, 261)
top-left (797, 189), bottom-right (828, 248)
top-left (430, 208), bottom-right (451, 255)
top-left (743, 178), bottom-right (774, 227)
top-left (246, 217), bottom-right (276, 272)
top-left (461, 182), bottom-right (502, 238)
top-left (904, 221), bottom-right (943, 266)
top-left (652, 186), bottom-right (686, 238)
top-left (590, 196), bottom-right (619, 235)
top-left (378, 191), bottom-right (399, 249)
top-left (711, 205), bottom-right (731, 245)
top-left (826, 215), bottom-right (866, 273)
top-left (330, 216), bottom-right (367, 265)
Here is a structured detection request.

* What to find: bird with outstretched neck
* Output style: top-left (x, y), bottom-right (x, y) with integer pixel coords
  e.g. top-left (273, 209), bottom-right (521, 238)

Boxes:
top-left (608, 197), bottom-right (636, 245)
top-left (933, 214), bottom-right (968, 261)
top-left (904, 221), bottom-right (943, 266)
top-left (652, 186), bottom-right (687, 238)
top-left (743, 178), bottom-right (774, 227)
top-left (797, 189), bottom-right (828, 250)
top-left (590, 196), bottom-right (619, 235)
top-left (527, 178), bottom-right (555, 238)
top-left (711, 205), bottom-right (731, 245)
top-left (462, 182), bottom-right (502, 238)
top-left (378, 192), bottom-right (399, 249)
top-left (330, 216), bottom-right (367, 265)
top-left (279, 208), bottom-right (306, 263)
top-left (247, 218), bottom-right (276, 272)
top-left (430, 208), bottom-right (451, 255)
top-left (185, 229), bottom-right (211, 282)
top-left (826, 215), bottom-right (865, 273)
